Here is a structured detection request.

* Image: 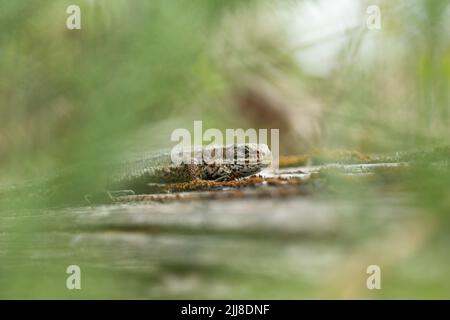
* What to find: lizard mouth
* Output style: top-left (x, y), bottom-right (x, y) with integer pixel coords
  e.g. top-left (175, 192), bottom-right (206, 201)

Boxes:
top-left (256, 144), bottom-right (272, 167)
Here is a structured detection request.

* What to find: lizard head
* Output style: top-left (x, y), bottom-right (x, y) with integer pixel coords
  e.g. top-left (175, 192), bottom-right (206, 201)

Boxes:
top-left (201, 143), bottom-right (272, 180)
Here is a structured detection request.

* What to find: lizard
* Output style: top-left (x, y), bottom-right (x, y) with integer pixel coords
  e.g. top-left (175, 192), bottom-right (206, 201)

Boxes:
top-left (107, 143), bottom-right (272, 191)
top-left (1, 143), bottom-right (273, 205)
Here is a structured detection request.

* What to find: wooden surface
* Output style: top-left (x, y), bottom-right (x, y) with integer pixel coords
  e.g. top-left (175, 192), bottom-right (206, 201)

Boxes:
top-left (0, 165), bottom-right (429, 298)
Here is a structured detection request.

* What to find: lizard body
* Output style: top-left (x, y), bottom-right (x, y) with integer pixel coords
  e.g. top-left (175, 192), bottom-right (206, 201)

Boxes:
top-left (108, 143), bottom-right (272, 189)
top-left (0, 143), bottom-right (272, 205)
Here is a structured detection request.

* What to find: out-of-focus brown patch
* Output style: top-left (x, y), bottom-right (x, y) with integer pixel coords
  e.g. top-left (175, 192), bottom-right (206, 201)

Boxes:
top-left (311, 149), bottom-right (372, 164)
top-left (279, 155), bottom-right (310, 168)
top-left (159, 175), bottom-right (313, 193)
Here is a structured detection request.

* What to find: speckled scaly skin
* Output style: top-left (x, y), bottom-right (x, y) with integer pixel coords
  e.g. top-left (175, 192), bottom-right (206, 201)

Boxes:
top-left (109, 143), bottom-right (272, 190)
